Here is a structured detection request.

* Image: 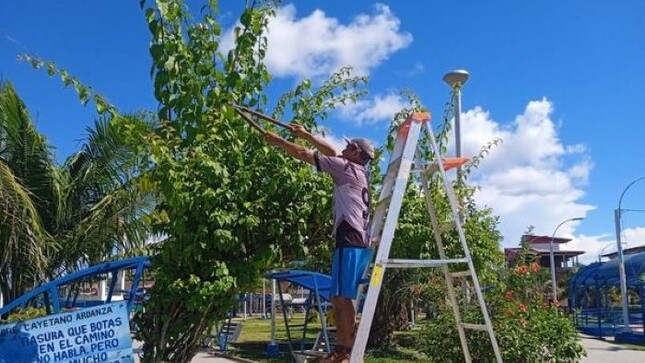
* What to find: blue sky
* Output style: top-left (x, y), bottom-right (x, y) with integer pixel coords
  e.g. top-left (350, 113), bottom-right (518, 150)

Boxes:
top-left (1, 0), bottom-right (644, 262)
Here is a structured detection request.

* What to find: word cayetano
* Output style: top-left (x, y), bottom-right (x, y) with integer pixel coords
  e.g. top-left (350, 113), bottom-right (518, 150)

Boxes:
top-left (23, 314), bottom-right (72, 331)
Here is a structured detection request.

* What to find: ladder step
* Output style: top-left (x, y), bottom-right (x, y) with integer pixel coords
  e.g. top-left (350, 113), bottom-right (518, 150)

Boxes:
top-left (383, 258), bottom-right (469, 268)
top-left (450, 270), bottom-right (472, 278)
top-left (423, 157), bottom-right (470, 175)
top-left (461, 323), bottom-right (487, 331)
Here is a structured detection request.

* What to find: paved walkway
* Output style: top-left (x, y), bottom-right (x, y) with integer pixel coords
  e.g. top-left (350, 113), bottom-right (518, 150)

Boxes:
top-left (190, 350), bottom-right (242, 363)
top-left (580, 334), bottom-right (645, 362)
top-left (134, 335), bottom-right (645, 362)
top-left (133, 343), bottom-right (242, 363)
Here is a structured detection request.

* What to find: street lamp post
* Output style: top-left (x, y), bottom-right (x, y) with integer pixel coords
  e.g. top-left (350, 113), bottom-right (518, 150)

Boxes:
top-left (615, 176), bottom-right (645, 332)
top-left (442, 70), bottom-right (469, 161)
top-left (597, 242), bottom-right (628, 263)
top-left (550, 217), bottom-right (584, 302)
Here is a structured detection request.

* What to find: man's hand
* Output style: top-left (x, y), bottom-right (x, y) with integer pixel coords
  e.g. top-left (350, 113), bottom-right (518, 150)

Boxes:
top-left (264, 131), bottom-right (283, 146)
top-left (290, 124), bottom-right (309, 138)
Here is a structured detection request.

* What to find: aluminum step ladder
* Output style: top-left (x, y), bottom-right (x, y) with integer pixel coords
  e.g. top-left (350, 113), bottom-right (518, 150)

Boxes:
top-left (350, 112), bottom-right (503, 363)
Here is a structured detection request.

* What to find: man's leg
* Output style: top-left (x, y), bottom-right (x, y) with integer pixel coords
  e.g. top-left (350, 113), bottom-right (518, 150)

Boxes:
top-left (339, 297), bottom-right (356, 349)
top-left (326, 247), bottom-right (351, 363)
top-left (328, 296), bottom-right (354, 362)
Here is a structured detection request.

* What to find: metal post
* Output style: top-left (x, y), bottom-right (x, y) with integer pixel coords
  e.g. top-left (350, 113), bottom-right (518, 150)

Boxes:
top-left (262, 279), bottom-right (267, 319)
top-left (271, 279), bottom-right (277, 343)
top-left (550, 217), bottom-right (584, 302)
top-left (615, 209), bottom-right (631, 332)
top-left (614, 176), bottom-right (645, 332)
top-left (265, 277), bottom-right (280, 357)
top-left (549, 237), bottom-right (558, 302)
top-left (442, 70), bottom-right (469, 161)
top-left (243, 293), bottom-right (247, 320)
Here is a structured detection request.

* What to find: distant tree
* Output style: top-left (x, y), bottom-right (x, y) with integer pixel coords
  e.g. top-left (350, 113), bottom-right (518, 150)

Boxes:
top-left (0, 80), bottom-right (154, 303)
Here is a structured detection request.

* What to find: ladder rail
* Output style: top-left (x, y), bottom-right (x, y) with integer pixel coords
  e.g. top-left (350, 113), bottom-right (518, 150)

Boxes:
top-left (351, 117), bottom-right (425, 363)
top-left (368, 118), bottom-right (414, 246)
top-left (349, 113), bottom-right (502, 363)
top-left (424, 124), bottom-right (503, 363)
top-left (418, 152), bottom-right (473, 362)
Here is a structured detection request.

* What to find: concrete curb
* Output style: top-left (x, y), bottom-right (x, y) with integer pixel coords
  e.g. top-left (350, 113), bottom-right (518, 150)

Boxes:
top-left (211, 352), bottom-right (259, 363)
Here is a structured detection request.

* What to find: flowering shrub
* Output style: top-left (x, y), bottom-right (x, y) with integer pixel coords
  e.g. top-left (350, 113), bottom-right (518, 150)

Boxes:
top-left (1, 307), bottom-right (47, 323)
top-left (419, 262), bottom-right (586, 362)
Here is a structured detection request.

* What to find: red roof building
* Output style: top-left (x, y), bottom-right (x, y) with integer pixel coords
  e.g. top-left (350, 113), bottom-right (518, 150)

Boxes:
top-left (505, 234), bottom-right (585, 274)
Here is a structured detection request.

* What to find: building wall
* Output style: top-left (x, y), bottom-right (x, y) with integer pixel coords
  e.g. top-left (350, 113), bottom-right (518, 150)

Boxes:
top-left (532, 242), bottom-right (560, 251)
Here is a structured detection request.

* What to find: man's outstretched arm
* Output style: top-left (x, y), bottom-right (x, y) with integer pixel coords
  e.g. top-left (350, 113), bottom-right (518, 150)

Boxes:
top-left (264, 131), bottom-right (315, 165)
top-left (291, 125), bottom-right (339, 157)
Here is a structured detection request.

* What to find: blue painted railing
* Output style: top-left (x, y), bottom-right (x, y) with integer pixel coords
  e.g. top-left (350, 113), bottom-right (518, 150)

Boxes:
top-left (0, 256), bottom-right (151, 318)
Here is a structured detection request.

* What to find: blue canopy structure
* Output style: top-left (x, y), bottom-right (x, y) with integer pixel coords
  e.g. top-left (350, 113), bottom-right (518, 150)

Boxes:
top-left (265, 269), bottom-right (333, 362)
top-left (571, 254), bottom-right (645, 287)
top-left (568, 252), bottom-right (645, 343)
top-left (265, 270), bottom-right (332, 302)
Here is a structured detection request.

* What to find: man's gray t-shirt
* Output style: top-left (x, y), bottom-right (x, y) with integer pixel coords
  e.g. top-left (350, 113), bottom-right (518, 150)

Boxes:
top-left (314, 153), bottom-right (370, 248)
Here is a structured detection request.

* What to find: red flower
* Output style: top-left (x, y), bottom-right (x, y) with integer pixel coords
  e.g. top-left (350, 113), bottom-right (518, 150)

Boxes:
top-left (411, 285), bottom-right (421, 296)
top-left (519, 318), bottom-right (527, 328)
top-left (430, 277), bottom-right (439, 285)
top-left (504, 290), bottom-right (514, 301)
top-left (518, 303), bottom-right (527, 312)
top-left (531, 262), bottom-right (540, 273)
top-left (516, 265), bottom-right (528, 275)
top-left (505, 310), bottom-right (515, 318)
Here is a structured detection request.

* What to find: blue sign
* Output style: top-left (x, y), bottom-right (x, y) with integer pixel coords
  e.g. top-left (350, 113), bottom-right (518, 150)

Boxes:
top-left (0, 302), bottom-right (133, 363)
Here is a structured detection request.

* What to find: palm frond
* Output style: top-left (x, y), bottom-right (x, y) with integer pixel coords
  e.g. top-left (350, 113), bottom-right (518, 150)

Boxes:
top-left (0, 81), bottom-right (60, 302)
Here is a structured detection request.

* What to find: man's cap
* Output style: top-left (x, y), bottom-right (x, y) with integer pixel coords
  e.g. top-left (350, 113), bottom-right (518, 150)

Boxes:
top-left (344, 137), bottom-right (375, 160)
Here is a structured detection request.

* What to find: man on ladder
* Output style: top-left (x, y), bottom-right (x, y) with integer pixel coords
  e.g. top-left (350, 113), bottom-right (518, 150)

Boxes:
top-left (263, 126), bottom-right (374, 363)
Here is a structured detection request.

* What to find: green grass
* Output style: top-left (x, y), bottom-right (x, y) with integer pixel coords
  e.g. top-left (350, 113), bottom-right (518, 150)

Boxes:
top-left (223, 313), bottom-right (430, 362)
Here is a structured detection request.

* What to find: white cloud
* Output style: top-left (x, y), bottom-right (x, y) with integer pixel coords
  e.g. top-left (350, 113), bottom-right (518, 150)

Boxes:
top-left (340, 92), bottom-right (408, 125)
top-left (221, 4), bottom-right (412, 79)
top-left (563, 227), bottom-right (645, 264)
top-left (457, 99), bottom-right (596, 250)
top-left (564, 234), bottom-right (614, 264)
top-left (623, 227), bottom-right (645, 246)
top-left (406, 62), bottom-right (425, 77)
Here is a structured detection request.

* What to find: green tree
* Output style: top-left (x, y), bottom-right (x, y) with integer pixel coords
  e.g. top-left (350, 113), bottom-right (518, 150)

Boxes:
top-left (127, 1), bottom-right (367, 361)
top-left (0, 81), bottom-right (57, 303)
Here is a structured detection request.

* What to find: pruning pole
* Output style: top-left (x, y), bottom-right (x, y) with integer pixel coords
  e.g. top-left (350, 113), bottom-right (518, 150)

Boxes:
top-left (233, 107), bottom-right (265, 134)
top-left (233, 105), bottom-right (294, 130)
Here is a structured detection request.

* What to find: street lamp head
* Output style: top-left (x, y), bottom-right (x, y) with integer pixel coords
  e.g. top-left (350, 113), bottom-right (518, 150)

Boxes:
top-left (442, 69), bottom-right (469, 89)
top-left (570, 217), bottom-right (584, 222)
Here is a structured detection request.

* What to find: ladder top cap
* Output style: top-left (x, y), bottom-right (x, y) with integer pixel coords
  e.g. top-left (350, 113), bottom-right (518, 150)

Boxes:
top-left (408, 111), bottom-right (431, 123)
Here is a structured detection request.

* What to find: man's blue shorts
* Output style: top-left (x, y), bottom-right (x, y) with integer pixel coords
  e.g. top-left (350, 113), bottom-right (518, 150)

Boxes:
top-left (331, 247), bottom-right (372, 299)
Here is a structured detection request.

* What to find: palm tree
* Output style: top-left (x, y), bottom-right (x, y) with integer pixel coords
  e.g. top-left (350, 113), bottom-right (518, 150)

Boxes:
top-left (50, 113), bottom-right (157, 276)
top-left (0, 81), bottom-right (58, 303)
top-left (0, 80), bottom-right (156, 304)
